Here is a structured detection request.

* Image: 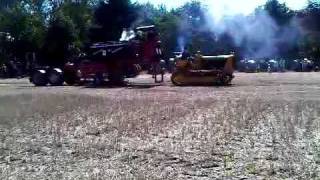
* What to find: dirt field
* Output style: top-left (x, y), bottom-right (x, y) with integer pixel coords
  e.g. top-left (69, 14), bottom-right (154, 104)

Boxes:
top-left (0, 72), bottom-right (320, 179)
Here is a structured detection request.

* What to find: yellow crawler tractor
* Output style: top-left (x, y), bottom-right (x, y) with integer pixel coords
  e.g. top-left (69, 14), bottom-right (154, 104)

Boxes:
top-left (171, 53), bottom-right (235, 86)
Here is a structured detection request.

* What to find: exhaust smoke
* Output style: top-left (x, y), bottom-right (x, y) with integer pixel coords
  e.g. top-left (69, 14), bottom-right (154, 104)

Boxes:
top-left (177, 36), bottom-right (186, 52)
top-left (205, 0), bottom-right (308, 58)
top-left (170, 0), bottom-right (308, 58)
top-left (203, 2), bottom-right (303, 58)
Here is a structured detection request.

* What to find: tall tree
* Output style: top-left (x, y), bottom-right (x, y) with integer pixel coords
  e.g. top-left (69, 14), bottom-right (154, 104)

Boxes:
top-left (59, 0), bottom-right (93, 47)
top-left (90, 0), bottom-right (137, 42)
top-left (174, 1), bottom-right (221, 54)
top-left (263, 0), bottom-right (299, 58)
top-left (301, 0), bottom-right (320, 31)
top-left (264, 0), bottom-right (294, 26)
top-left (0, 1), bottom-right (46, 60)
top-left (154, 12), bottom-right (180, 58)
top-left (298, 0), bottom-right (320, 60)
top-left (134, 3), bottom-right (167, 26)
top-left (40, 12), bottom-right (76, 66)
top-left (38, 0), bottom-right (94, 66)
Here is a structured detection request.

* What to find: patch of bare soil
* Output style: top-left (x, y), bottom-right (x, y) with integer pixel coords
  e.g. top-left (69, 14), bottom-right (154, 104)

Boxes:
top-left (0, 73), bottom-right (320, 179)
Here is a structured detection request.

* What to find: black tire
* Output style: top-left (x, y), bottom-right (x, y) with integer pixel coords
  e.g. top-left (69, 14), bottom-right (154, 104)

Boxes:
top-left (32, 70), bottom-right (48, 86)
top-left (109, 72), bottom-right (124, 85)
top-left (64, 72), bottom-right (78, 85)
top-left (48, 69), bottom-right (64, 86)
top-left (93, 74), bottom-right (103, 86)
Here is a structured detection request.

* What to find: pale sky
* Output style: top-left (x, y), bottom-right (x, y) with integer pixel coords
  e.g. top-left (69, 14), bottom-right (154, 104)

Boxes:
top-left (134, 0), bottom-right (308, 18)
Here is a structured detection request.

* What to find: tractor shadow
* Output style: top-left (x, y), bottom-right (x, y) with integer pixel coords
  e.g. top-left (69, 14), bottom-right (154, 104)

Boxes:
top-left (83, 81), bottom-right (163, 89)
top-left (126, 82), bottom-right (163, 89)
top-left (167, 83), bottom-right (235, 88)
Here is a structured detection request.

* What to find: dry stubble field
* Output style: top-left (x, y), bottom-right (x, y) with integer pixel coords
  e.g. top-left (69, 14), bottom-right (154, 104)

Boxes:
top-left (0, 72), bottom-right (320, 179)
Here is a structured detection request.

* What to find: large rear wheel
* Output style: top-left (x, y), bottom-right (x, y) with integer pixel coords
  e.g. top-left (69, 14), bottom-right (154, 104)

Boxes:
top-left (64, 71), bottom-right (78, 85)
top-left (93, 73), bottom-right (104, 87)
top-left (109, 71), bottom-right (124, 85)
top-left (32, 70), bottom-right (48, 86)
top-left (48, 69), bottom-right (64, 86)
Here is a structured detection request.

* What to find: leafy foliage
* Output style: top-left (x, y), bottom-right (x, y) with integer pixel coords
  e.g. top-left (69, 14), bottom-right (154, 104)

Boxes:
top-left (59, 1), bottom-right (93, 47)
top-left (40, 12), bottom-right (76, 66)
top-left (264, 0), bottom-right (294, 26)
top-left (90, 0), bottom-right (137, 41)
top-left (0, 0), bottom-right (320, 67)
top-left (0, 1), bottom-right (45, 59)
top-left (154, 12), bottom-right (180, 57)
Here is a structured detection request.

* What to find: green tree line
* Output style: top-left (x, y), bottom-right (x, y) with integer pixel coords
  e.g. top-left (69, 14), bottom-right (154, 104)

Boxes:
top-left (0, 0), bottom-right (320, 66)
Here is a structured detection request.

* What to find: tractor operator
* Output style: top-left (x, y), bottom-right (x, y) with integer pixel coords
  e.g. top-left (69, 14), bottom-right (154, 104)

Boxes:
top-left (181, 47), bottom-right (191, 60)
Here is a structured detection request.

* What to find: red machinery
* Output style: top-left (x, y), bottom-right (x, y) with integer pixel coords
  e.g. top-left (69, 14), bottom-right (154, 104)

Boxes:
top-left (30, 25), bottom-right (165, 86)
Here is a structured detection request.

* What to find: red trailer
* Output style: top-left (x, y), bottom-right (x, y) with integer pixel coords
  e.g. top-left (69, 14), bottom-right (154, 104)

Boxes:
top-left (30, 25), bottom-right (165, 86)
